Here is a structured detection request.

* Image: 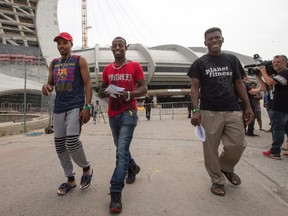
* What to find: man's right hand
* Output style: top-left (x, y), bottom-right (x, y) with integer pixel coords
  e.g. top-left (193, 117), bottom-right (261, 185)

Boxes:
top-left (98, 88), bottom-right (109, 98)
top-left (42, 84), bottom-right (53, 96)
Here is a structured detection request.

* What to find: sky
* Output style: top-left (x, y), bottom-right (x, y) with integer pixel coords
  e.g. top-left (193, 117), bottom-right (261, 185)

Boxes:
top-left (58, 0), bottom-right (288, 60)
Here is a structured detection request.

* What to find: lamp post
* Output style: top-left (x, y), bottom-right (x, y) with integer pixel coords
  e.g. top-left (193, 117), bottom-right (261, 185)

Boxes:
top-left (23, 67), bottom-right (27, 133)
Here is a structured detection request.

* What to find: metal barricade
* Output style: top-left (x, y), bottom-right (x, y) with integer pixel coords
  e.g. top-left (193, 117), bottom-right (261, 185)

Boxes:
top-left (137, 101), bottom-right (191, 120)
top-left (92, 101), bottom-right (191, 121)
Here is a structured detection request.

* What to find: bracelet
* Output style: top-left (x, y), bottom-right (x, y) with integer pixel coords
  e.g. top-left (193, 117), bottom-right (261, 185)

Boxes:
top-left (83, 104), bottom-right (91, 111)
top-left (126, 91), bottom-right (131, 101)
top-left (192, 108), bottom-right (200, 113)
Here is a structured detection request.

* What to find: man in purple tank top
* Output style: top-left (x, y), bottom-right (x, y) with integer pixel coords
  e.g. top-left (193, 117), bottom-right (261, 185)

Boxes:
top-left (42, 32), bottom-right (93, 196)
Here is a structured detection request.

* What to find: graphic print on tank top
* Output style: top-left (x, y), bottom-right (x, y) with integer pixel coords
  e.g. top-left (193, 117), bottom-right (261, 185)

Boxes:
top-left (53, 58), bottom-right (75, 92)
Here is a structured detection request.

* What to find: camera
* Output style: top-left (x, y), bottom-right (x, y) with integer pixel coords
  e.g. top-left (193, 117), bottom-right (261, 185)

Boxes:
top-left (244, 54), bottom-right (277, 76)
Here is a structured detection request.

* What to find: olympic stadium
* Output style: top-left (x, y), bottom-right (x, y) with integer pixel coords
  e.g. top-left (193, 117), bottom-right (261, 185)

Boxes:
top-left (0, 0), bottom-right (258, 114)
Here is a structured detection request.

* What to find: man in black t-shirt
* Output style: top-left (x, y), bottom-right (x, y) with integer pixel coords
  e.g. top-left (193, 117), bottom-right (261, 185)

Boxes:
top-left (143, 94), bottom-right (153, 120)
top-left (255, 55), bottom-right (288, 159)
top-left (187, 27), bottom-right (253, 197)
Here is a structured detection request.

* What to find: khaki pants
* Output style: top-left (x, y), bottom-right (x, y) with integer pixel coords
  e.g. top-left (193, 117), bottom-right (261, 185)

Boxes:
top-left (201, 110), bottom-right (246, 185)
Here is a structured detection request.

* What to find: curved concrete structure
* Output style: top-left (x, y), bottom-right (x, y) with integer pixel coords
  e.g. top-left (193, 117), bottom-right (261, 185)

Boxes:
top-left (35, 0), bottom-right (59, 66)
top-left (72, 43), bottom-right (256, 90)
top-left (129, 43), bottom-right (156, 83)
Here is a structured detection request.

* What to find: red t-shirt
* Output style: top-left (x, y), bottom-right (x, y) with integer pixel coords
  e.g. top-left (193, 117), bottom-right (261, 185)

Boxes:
top-left (102, 60), bottom-right (145, 117)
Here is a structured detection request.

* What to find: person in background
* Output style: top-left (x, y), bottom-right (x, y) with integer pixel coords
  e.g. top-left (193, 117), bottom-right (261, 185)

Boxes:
top-left (241, 75), bottom-right (262, 136)
top-left (187, 27), bottom-right (253, 196)
top-left (263, 84), bottom-right (273, 132)
top-left (255, 55), bottom-right (288, 159)
top-left (143, 93), bottom-right (153, 120)
top-left (186, 93), bottom-right (193, 118)
top-left (42, 32), bottom-right (93, 196)
top-left (250, 82), bottom-right (264, 131)
top-left (98, 36), bottom-right (147, 213)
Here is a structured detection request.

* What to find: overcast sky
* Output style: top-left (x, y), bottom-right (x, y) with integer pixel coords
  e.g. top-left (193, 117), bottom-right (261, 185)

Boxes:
top-left (58, 0), bottom-right (287, 60)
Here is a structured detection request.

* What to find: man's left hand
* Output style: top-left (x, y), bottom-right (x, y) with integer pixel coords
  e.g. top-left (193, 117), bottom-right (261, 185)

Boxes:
top-left (80, 109), bottom-right (91, 124)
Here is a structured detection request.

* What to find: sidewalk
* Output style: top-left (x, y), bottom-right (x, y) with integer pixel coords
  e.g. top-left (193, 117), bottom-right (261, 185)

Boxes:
top-left (0, 113), bottom-right (287, 216)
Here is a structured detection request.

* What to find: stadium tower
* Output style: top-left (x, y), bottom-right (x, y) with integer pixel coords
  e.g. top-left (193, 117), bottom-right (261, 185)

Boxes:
top-left (0, 0), bottom-right (48, 113)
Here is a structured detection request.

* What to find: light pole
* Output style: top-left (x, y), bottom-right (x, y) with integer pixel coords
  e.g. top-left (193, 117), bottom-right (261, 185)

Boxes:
top-left (23, 67), bottom-right (27, 133)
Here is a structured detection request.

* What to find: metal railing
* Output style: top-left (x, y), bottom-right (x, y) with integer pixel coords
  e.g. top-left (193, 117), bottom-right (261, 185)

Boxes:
top-left (137, 102), bottom-right (191, 120)
top-left (0, 103), bottom-right (33, 112)
top-left (96, 101), bottom-right (192, 120)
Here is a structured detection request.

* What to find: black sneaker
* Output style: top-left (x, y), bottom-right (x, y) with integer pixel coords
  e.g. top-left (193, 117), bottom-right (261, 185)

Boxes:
top-left (126, 164), bottom-right (140, 184)
top-left (263, 151), bottom-right (282, 160)
top-left (246, 133), bottom-right (259, 137)
top-left (270, 153), bottom-right (282, 160)
top-left (109, 192), bottom-right (122, 213)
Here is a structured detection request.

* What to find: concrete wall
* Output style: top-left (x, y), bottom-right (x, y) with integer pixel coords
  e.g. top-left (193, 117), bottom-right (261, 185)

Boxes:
top-left (0, 114), bottom-right (38, 123)
top-left (0, 116), bottom-right (50, 136)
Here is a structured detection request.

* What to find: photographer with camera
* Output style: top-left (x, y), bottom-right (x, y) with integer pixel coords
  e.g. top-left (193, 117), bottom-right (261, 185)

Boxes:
top-left (255, 55), bottom-right (288, 159)
top-left (245, 54), bottom-right (278, 77)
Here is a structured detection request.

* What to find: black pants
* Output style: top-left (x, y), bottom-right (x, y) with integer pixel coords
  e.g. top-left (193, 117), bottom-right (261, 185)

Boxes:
top-left (240, 102), bottom-right (256, 134)
top-left (145, 105), bottom-right (151, 120)
top-left (187, 103), bottom-right (192, 118)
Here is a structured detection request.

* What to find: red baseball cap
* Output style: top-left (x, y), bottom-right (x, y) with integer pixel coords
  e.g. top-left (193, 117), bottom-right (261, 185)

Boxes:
top-left (53, 32), bottom-right (73, 43)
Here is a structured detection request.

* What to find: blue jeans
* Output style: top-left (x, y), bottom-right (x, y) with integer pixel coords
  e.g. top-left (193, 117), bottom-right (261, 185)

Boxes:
top-left (109, 109), bottom-right (138, 192)
top-left (270, 110), bottom-right (288, 154)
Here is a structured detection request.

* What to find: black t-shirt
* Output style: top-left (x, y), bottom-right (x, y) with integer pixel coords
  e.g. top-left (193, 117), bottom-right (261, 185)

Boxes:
top-left (144, 96), bottom-right (152, 105)
top-left (272, 68), bottom-right (288, 113)
top-left (187, 53), bottom-right (243, 111)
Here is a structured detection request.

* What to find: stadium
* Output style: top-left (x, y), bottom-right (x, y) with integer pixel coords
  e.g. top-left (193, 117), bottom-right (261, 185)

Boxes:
top-left (0, 0), bottom-right (257, 123)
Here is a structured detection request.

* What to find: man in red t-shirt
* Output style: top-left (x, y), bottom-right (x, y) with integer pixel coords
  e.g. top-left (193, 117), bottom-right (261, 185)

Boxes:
top-left (98, 37), bottom-right (147, 213)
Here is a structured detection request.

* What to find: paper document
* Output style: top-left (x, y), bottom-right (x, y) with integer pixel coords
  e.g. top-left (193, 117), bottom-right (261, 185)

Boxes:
top-left (195, 124), bottom-right (206, 142)
top-left (104, 84), bottom-right (125, 98)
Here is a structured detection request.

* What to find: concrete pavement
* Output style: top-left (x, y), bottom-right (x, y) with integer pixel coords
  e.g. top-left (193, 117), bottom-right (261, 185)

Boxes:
top-left (0, 113), bottom-right (287, 216)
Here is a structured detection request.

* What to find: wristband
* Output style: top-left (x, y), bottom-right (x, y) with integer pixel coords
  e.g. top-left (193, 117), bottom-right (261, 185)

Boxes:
top-left (83, 104), bottom-right (91, 111)
top-left (126, 91), bottom-right (131, 101)
top-left (192, 108), bottom-right (200, 113)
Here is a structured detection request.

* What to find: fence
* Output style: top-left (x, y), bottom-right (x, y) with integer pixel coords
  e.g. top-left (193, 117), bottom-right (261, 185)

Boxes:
top-left (137, 102), bottom-right (191, 120)
top-left (1, 103), bottom-right (32, 112)
top-left (0, 101), bottom-right (191, 125)
top-left (96, 101), bottom-right (192, 120)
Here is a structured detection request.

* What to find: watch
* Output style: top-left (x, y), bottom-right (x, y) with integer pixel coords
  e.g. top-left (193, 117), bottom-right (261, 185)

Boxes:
top-left (192, 108), bottom-right (200, 113)
top-left (83, 104), bottom-right (91, 111)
